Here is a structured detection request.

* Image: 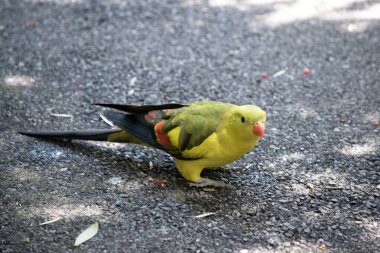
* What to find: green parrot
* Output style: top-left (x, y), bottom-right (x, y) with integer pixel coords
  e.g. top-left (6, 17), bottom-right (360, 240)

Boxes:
top-left (19, 101), bottom-right (266, 187)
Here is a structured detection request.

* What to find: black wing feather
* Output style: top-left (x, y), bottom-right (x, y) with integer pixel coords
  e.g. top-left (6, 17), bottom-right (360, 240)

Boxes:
top-left (94, 103), bottom-right (186, 113)
top-left (103, 110), bottom-right (165, 150)
top-left (19, 129), bottom-right (122, 141)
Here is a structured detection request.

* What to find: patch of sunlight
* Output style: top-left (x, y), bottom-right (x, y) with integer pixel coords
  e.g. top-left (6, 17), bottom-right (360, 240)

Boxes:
top-left (255, 0), bottom-right (378, 27)
top-left (13, 168), bottom-right (41, 182)
top-left (106, 176), bottom-right (144, 192)
top-left (3, 75), bottom-right (38, 87)
top-left (328, 3), bottom-right (380, 21)
top-left (299, 108), bottom-right (318, 119)
top-left (280, 152), bottom-right (305, 162)
top-left (291, 183), bottom-right (309, 195)
top-left (208, 0), bottom-right (292, 11)
top-left (107, 176), bottom-right (125, 185)
top-left (364, 221), bottom-right (380, 240)
top-left (344, 21), bottom-right (372, 33)
top-left (89, 141), bottom-right (125, 149)
top-left (122, 180), bottom-right (145, 192)
top-left (340, 143), bottom-right (376, 156)
top-left (285, 103), bottom-right (319, 119)
top-left (28, 204), bottom-right (103, 219)
top-left (24, 0), bottom-right (84, 4)
top-left (239, 242), bottom-right (318, 253)
top-left (305, 168), bottom-right (349, 186)
top-left (364, 111), bottom-right (380, 126)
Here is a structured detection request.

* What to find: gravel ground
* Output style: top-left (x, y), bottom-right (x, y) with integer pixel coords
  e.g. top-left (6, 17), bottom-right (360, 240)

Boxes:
top-left (1, 0), bottom-right (379, 252)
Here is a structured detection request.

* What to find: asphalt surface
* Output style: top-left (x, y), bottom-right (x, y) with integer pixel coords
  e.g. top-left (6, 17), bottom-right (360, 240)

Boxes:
top-left (0, 0), bottom-right (379, 252)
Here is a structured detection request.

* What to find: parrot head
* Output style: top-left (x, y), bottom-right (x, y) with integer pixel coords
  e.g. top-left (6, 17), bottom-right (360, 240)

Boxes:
top-left (223, 104), bottom-right (266, 140)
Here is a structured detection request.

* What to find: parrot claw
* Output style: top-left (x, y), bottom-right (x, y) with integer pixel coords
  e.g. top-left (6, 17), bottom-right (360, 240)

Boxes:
top-left (189, 178), bottom-right (230, 188)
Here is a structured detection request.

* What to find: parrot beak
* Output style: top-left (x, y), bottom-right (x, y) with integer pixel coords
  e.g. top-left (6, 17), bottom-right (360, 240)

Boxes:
top-left (252, 122), bottom-right (265, 137)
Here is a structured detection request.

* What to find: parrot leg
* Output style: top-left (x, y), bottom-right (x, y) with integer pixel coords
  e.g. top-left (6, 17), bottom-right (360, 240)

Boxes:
top-left (189, 178), bottom-right (229, 188)
top-left (174, 159), bottom-right (230, 187)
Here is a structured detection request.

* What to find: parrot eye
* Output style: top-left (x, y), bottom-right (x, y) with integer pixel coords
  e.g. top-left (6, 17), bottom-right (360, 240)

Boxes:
top-left (241, 116), bottom-right (245, 123)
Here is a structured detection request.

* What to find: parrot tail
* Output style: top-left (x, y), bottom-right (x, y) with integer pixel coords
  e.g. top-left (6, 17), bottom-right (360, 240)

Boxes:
top-left (19, 129), bottom-right (128, 142)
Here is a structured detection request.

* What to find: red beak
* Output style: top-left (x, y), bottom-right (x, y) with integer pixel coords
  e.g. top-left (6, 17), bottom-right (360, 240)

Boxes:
top-left (252, 122), bottom-right (265, 137)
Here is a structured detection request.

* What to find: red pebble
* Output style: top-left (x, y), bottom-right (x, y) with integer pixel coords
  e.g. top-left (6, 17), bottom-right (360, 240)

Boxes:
top-left (153, 179), bottom-right (167, 187)
top-left (302, 68), bottom-right (312, 76)
top-left (261, 73), bottom-right (269, 79)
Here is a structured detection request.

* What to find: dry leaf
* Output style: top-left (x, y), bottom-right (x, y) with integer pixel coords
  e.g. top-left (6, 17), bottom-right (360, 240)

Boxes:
top-left (99, 113), bottom-right (115, 127)
top-left (203, 188), bottom-right (217, 192)
top-left (39, 217), bottom-right (62, 226)
top-left (74, 222), bottom-right (99, 246)
top-left (245, 163), bottom-right (254, 169)
top-left (193, 212), bottom-right (217, 219)
top-left (273, 69), bottom-right (286, 78)
top-left (130, 77), bottom-right (137, 86)
top-left (50, 113), bottom-right (73, 118)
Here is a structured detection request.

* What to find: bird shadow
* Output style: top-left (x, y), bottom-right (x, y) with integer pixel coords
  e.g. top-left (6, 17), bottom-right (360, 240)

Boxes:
top-left (28, 138), bottom-right (228, 188)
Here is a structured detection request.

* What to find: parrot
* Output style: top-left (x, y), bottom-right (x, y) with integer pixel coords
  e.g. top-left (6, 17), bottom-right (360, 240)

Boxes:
top-left (19, 101), bottom-right (266, 187)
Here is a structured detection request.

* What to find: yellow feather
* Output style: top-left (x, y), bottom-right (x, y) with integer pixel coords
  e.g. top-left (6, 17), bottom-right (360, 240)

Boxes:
top-left (169, 111), bottom-right (264, 182)
top-left (167, 126), bottom-right (181, 147)
top-left (107, 130), bottom-right (148, 146)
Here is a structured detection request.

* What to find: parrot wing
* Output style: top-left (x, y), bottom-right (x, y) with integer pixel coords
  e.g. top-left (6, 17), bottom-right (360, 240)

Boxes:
top-left (162, 111), bottom-right (219, 151)
top-left (97, 103), bottom-right (196, 160)
top-left (164, 101), bottom-right (232, 151)
top-left (98, 103), bottom-right (185, 150)
top-left (97, 101), bottom-right (232, 160)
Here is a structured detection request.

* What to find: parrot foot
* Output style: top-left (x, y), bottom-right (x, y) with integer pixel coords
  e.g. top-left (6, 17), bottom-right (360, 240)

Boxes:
top-left (189, 178), bottom-right (230, 188)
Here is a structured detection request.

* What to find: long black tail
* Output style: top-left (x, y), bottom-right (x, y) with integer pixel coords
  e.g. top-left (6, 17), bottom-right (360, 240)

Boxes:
top-left (19, 129), bottom-right (124, 141)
